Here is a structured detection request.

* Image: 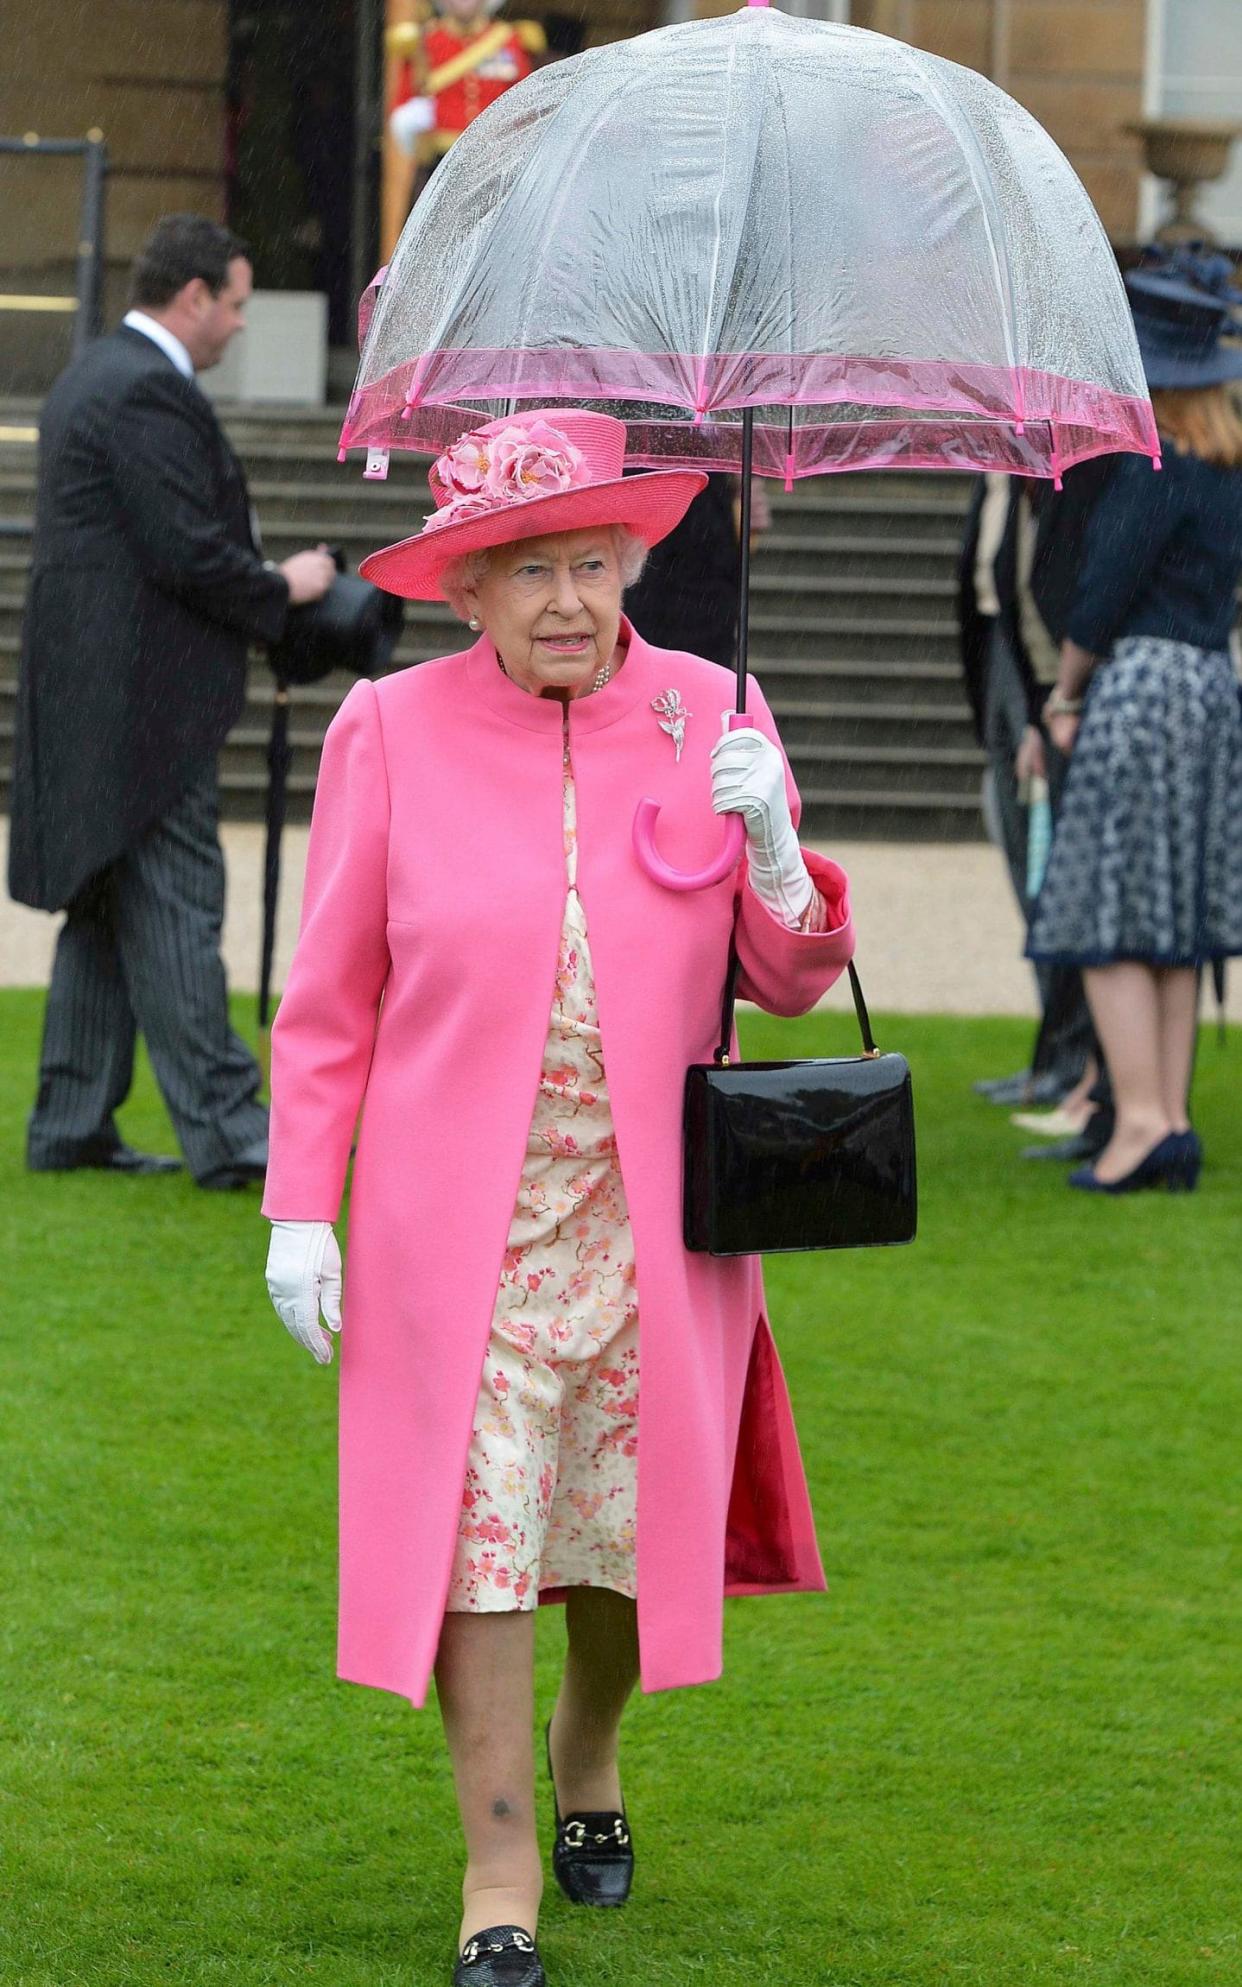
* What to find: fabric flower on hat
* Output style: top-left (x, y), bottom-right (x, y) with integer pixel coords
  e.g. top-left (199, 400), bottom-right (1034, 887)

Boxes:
top-left (439, 434), bottom-right (493, 495)
top-left (489, 421), bottom-right (588, 500)
top-left (422, 491), bottom-right (496, 533)
top-left (424, 418), bottom-right (590, 534)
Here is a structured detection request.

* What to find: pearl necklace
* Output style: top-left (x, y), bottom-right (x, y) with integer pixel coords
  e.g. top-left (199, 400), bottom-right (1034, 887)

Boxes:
top-left (495, 654), bottom-right (616, 695)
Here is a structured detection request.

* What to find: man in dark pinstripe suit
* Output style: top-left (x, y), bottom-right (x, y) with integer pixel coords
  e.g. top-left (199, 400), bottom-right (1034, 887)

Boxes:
top-left (8, 215), bottom-right (335, 1188)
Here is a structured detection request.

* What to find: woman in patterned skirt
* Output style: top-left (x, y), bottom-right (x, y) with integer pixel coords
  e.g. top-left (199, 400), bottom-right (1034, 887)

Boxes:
top-left (1029, 247), bottom-right (1242, 1193)
top-left (261, 409), bottom-right (855, 1985)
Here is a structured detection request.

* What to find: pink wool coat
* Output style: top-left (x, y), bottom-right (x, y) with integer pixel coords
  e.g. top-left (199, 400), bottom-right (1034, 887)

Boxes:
top-left (263, 622), bottom-right (854, 1706)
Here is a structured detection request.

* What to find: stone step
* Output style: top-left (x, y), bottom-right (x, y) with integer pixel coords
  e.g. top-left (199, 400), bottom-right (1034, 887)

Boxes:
top-left (758, 533), bottom-right (962, 579)
top-left (747, 617), bottom-right (959, 661)
top-left (785, 738), bottom-right (982, 797)
top-left (773, 698), bottom-right (979, 751)
top-left (798, 788), bottom-right (983, 843)
top-left (754, 570), bottom-right (957, 600)
top-left (743, 658), bottom-right (968, 709)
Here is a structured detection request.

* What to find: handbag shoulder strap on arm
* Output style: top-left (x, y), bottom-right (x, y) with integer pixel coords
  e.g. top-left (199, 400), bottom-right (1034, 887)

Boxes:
top-left (715, 942), bottom-right (876, 1065)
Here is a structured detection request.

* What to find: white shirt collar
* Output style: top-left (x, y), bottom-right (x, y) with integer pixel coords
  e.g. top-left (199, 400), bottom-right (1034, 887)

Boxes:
top-left (122, 310), bottom-right (195, 380)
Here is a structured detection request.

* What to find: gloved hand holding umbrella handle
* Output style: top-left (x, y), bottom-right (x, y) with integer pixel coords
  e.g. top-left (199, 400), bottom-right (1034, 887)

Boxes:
top-left (632, 712), bottom-right (750, 892)
top-left (710, 715), bottom-right (816, 925)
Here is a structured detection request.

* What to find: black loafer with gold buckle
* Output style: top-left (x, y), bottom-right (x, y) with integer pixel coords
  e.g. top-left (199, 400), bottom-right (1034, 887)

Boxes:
top-left (452, 1925), bottom-right (546, 1987)
top-left (545, 1723), bottom-right (634, 1907)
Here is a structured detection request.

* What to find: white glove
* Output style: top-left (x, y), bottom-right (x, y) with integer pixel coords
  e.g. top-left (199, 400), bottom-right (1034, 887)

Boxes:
top-left (711, 720), bottom-right (815, 926)
top-left (389, 96), bottom-right (436, 156)
top-left (265, 1220), bottom-right (343, 1366)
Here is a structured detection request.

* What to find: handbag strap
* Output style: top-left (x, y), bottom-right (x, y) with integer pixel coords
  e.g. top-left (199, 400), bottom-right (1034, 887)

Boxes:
top-left (715, 942), bottom-right (877, 1065)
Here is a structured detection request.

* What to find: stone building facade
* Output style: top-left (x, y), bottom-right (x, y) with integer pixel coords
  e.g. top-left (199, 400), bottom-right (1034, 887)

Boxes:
top-left (1, 0), bottom-right (1238, 366)
top-left (851, 1), bottom-right (1148, 241)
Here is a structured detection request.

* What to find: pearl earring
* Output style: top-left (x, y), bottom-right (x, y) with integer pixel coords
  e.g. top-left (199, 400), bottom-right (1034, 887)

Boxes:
top-left (468, 616), bottom-right (481, 631)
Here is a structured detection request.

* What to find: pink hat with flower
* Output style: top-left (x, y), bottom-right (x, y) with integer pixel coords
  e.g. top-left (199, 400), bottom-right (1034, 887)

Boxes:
top-left (358, 409), bottom-right (708, 602)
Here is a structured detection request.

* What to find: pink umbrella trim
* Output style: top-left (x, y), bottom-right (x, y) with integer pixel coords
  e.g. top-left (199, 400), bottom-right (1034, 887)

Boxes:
top-left (339, 348), bottom-right (1158, 481)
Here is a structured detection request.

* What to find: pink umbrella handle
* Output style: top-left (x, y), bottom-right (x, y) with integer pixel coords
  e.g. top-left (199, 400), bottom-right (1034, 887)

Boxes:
top-left (633, 803), bottom-right (746, 892)
top-left (632, 711), bottom-right (751, 892)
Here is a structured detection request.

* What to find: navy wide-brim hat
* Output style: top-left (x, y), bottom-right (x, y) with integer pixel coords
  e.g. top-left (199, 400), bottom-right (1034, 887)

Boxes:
top-left (1126, 244), bottom-right (1242, 390)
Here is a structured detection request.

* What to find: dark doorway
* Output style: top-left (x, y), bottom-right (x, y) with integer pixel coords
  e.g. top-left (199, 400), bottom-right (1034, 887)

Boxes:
top-left (226, 0), bottom-right (377, 350)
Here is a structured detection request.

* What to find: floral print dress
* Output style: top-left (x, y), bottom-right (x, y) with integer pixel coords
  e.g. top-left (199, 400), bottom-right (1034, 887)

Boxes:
top-left (445, 760), bottom-right (640, 1612)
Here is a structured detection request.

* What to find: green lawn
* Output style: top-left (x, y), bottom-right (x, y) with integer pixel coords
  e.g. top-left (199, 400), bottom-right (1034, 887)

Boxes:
top-left (2, 987), bottom-right (1239, 1987)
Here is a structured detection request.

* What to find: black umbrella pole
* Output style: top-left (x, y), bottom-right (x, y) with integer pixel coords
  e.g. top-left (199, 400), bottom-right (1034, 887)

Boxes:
top-left (735, 406), bottom-right (754, 713)
top-left (258, 688), bottom-right (292, 1080)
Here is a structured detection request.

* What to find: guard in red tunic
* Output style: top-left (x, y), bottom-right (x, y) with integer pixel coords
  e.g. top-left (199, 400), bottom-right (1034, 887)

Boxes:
top-left (388, 0), bottom-right (545, 164)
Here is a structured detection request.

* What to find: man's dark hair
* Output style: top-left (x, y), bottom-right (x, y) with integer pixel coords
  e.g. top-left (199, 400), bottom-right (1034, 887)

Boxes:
top-left (130, 214), bottom-right (251, 309)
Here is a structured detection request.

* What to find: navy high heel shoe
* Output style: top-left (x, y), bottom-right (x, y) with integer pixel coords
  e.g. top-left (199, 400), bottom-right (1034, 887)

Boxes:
top-left (1171, 1129), bottom-right (1203, 1190)
top-left (545, 1721), bottom-right (633, 1907)
top-left (1069, 1129), bottom-right (1200, 1195)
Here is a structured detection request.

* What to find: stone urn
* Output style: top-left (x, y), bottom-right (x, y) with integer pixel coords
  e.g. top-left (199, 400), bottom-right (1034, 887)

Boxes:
top-left (1125, 118), bottom-right (1242, 245)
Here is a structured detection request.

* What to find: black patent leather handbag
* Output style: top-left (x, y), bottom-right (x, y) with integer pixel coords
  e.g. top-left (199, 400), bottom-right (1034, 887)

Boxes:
top-left (682, 945), bottom-right (917, 1257)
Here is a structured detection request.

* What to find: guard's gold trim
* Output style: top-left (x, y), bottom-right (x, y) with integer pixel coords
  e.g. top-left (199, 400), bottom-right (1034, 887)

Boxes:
top-left (425, 21), bottom-right (512, 96)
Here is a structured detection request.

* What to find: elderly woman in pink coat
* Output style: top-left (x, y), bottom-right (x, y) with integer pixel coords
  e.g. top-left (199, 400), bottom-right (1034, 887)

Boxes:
top-left (262, 409), bottom-right (854, 1987)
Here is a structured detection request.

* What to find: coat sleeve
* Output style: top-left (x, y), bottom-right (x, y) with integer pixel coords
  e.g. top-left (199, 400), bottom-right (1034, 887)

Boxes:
top-left (105, 371), bottom-right (290, 644)
top-left (262, 680), bottom-right (392, 1221)
top-left (1064, 451), bottom-right (1184, 655)
top-left (731, 681), bottom-right (854, 1016)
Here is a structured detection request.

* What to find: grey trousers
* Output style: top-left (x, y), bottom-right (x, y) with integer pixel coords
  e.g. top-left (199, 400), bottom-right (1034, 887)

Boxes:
top-left (981, 624), bottom-right (1094, 1083)
top-left (27, 767), bottom-right (268, 1181)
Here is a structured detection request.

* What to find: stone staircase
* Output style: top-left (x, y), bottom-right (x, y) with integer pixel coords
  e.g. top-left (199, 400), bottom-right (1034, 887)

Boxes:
top-left (0, 404), bottom-right (984, 843)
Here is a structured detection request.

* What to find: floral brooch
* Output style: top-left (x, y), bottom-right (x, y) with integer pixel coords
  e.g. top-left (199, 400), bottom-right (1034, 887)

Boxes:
top-left (652, 688), bottom-right (692, 762)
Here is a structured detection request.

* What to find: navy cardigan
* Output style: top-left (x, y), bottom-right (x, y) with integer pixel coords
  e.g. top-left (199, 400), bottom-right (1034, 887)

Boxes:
top-left (1066, 445), bottom-right (1242, 657)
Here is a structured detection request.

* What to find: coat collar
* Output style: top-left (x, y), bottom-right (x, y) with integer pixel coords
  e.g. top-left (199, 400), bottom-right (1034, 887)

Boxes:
top-left (121, 309), bottom-right (195, 380)
top-left (464, 615), bottom-right (660, 735)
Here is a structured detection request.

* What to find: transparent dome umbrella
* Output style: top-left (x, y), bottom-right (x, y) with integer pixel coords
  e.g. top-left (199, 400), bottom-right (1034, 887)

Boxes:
top-left (342, 0), bottom-right (1158, 888)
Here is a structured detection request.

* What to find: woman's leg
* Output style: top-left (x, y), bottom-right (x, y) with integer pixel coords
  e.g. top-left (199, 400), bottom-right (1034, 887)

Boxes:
top-left (1044, 1052), bottom-right (1099, 1128)
top-left (1082, 963), bottom-right (1172, 1180)
top-left (548, 1588), bottom-right (641, 1813)
top-left (1154, 967), bottom-right (1198, 1133)
top-left (435, 1611), bottom-right (543, 1949)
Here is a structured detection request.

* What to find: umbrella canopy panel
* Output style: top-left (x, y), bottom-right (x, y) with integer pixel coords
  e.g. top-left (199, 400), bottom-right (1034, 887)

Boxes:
top-left (343, 7), bottom-right (1157, 482)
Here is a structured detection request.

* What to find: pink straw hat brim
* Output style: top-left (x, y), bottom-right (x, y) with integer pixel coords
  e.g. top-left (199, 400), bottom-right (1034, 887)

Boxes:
top-left (358, 468), bottom-right (709, 601)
